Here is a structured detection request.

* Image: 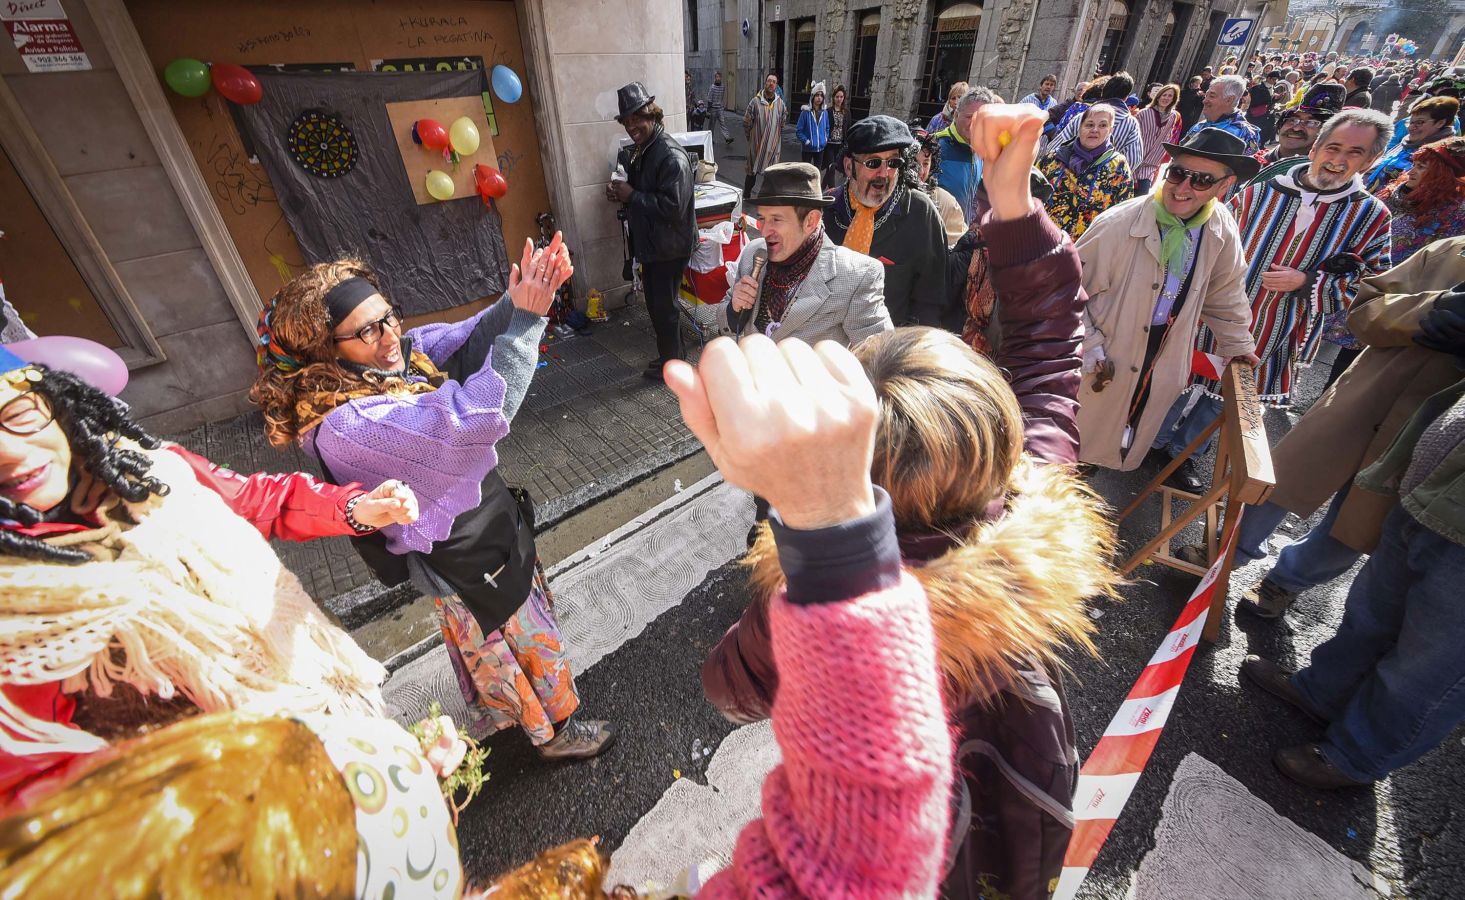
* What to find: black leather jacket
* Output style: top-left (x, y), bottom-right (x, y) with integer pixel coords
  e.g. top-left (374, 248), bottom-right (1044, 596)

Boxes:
top-left (624, 127), bottom-right (697, 263)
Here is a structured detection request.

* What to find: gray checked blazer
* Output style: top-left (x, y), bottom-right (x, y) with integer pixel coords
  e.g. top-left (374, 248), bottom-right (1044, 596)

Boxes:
top-left (692, 236), bottom-right (893, 346)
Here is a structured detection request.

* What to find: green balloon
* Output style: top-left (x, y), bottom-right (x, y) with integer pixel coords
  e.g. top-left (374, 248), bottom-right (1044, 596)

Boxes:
top-left (164, 58), bottom-right (210, 98)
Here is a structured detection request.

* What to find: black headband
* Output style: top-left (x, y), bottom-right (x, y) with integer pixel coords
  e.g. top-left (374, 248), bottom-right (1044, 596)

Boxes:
top-left (324, 277), bottom-right (380, 327)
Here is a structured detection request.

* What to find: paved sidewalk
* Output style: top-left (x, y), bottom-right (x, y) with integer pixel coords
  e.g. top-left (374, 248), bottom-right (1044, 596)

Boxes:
top-left (168, 303), bottom-right (701, 615)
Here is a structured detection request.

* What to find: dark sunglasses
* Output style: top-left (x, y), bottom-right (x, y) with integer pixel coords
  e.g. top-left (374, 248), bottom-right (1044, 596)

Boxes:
top-left (855, 156), bottom-right (907, 171)
top-left (1164, 165), bottom-right (1226, 190)
top-left (332, 305), bottom-right (404, 345)
top-left (0, 390), bottom-right (55, 437)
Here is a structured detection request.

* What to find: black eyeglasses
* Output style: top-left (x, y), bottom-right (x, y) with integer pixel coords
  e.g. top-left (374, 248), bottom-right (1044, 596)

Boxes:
top-left (332, 306), bottom-right (404, 345)
top-left (0, 391), bottom-right (55, 436)
top-left (1164, 165), bottom-right (1226, 190)
top-left (855, 156), bottom-right (907, 171)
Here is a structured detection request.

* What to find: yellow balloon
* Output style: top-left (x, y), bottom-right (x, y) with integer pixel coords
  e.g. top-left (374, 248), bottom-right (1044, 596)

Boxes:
top-left (449, 117), bottom-right (480, 156)
top-left (425, 170), bottom-right (455, 201)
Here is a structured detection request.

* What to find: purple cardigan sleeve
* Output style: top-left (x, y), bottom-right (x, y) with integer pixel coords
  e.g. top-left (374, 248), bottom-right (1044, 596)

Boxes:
top-left (407, 305), bottom-right (493, 367)
top-left (308, 359), bottom-right (510, 554)
top-left (983, 201), bottom-right (1085, 465)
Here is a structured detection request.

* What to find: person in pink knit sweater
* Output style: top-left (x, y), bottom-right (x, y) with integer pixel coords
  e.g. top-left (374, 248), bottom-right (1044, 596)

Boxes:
top-left (0, 336), bottom-right (955, 899)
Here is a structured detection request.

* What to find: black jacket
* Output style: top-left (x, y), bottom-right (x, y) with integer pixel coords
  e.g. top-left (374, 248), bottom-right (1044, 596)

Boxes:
top-left (824, 185), bottom-right (947, 327)
top-left (624, 127), bottom-right (697, 263)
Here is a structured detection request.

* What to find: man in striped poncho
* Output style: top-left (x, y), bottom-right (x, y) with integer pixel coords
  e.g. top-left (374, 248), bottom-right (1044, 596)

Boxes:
top-left (743, 73), bottom-right (788, 197)
top-left (1158, 109), bottom-right (1393, 488)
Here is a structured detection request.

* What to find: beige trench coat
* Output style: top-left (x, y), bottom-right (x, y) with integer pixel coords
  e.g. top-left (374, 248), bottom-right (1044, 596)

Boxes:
top-left (1074, 195), bottom-right (1256, 470)
top-left (1268, 236), bottom-right (1465, 552)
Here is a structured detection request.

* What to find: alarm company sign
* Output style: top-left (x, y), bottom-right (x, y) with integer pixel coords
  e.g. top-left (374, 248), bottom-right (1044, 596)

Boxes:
top-left (1, 0), bottom-right (91, 73)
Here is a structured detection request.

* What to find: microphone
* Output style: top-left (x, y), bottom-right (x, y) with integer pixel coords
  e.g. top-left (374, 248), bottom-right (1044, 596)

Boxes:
top-left (731, 249), bottom-right (767, 336)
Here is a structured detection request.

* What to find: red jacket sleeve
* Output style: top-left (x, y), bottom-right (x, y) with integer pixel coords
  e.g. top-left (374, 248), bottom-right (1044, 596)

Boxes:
top-left (984, 202), bottom-right (1085, 465)
top-left (0, 683), bottom-right (81, 812)
top-left (164, 444), bottom-right (370, 542)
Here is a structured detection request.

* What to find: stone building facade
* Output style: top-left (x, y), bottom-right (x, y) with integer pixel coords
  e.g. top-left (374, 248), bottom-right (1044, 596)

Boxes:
top-left (684, 0), bottom-right (1284, 123)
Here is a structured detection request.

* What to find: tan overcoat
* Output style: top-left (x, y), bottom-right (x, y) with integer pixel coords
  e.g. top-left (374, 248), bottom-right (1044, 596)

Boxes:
top-left (1074, 195), bottom-right (1256, 470)
top-left (1268, 236), bottom-right (1465, 552)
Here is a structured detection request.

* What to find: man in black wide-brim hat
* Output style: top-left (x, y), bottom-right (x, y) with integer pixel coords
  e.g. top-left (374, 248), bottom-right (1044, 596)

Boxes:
top-left (1074, 128), bottom-right (1259, 489)
top-left (606, 81), bottom-right (696, 380)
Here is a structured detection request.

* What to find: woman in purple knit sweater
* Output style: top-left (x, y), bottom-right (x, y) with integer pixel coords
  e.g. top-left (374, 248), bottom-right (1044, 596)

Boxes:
top-left (250, 234), bottom-right (616, 760)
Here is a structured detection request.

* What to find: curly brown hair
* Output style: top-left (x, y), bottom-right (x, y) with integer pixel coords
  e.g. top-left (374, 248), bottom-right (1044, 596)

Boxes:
top-left (248, 258), bottom-right (388, 448)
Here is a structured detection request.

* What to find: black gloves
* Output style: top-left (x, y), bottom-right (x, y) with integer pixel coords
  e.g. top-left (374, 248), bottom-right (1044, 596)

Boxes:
top-left (1414, 289), bottom-right (1465, 368)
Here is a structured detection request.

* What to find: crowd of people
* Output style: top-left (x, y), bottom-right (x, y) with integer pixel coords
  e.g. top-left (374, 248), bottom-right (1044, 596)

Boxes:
top-left (1, 46), bottom-right (1463, 900)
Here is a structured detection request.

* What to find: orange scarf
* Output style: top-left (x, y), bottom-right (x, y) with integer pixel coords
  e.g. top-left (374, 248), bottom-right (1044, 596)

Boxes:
top-left (842, 196), bottom-right (878, 255)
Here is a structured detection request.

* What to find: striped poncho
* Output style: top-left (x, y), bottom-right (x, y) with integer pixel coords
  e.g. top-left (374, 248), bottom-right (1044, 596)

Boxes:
top-left (1189, 158), bottom-right (1391, 406)
top-left (743, 91), bottom-right (787, 175)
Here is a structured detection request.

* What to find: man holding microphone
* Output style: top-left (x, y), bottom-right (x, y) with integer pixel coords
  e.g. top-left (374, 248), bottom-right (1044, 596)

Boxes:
top-left (691, 161), bottom-right (892, 347)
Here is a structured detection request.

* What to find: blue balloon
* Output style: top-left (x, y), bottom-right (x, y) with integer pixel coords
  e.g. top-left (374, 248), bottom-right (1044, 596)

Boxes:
top-left (492, 65), bottom-right (523, 104)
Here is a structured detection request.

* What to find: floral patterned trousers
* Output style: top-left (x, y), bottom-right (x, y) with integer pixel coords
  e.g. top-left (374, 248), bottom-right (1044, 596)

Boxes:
top-left (433, 565), bottom-right (580, 745)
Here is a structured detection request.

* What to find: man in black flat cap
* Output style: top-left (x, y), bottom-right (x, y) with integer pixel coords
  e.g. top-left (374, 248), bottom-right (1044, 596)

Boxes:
top-left (690, 161), bottom-right (891, 347)
top-left (823, 115), bottom-right (947, 327)
top-left (606, 81), bottom-right (696, 380)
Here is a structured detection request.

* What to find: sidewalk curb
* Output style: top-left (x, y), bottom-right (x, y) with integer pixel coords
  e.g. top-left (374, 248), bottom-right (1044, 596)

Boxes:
top-left (382, 470), bottom-right (727, 674)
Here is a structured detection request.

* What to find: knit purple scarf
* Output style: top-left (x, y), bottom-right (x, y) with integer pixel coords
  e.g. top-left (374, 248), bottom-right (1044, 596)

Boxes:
top-left (1057, 138), bottom-right (1112, 175)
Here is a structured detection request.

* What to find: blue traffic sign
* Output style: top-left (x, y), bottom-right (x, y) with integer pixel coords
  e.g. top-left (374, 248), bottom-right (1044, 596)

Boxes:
top-left (1218, 17), bottom-right (1255, 47)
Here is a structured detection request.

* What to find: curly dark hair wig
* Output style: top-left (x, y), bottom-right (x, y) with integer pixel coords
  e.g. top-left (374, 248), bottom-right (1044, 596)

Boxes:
top-left (248, 258), bottom-right (390, 448)
top-left (1, 366), bottom-right (167, 564)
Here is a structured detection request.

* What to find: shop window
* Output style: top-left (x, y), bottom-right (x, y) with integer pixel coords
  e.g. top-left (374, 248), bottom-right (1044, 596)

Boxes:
top-left (1147, 6), bottom-right (1188, 87)
top-left (850, 10), bottom-right (880, 122)
top-left (791, 19), bottom-right (816, 107)
top-left (919, 1), bottom-right (983, 121)
top-left (1096, 0), bottom-right (1132, 75)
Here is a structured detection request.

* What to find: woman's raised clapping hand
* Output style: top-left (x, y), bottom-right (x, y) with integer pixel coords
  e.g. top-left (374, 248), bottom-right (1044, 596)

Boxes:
top-left (507, 231), bottom-right (573, 317)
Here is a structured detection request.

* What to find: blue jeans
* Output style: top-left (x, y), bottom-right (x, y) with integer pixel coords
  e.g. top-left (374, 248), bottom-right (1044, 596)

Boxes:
top-left (1136, 177), bottom-right (1154, 194)
top-left (1292, 505), bottom-right (1465, 782)
top-left (1236, 485), bottom-right (1363, 593)
top-left (1152, 393), bottom-right (1223, 458)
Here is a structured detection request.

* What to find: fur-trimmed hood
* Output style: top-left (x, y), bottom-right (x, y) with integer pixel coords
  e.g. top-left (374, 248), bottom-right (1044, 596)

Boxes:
top-left (746, 460), bottom-right (1119, 705)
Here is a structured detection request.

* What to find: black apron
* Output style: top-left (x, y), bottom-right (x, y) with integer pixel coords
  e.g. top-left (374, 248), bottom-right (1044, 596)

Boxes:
top-left (313, 444), bottom-right (537, 637)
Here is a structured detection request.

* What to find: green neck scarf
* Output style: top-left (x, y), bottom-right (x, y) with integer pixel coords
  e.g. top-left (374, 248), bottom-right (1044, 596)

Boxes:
top-left (1152, 189), bottom-right (1215, 275)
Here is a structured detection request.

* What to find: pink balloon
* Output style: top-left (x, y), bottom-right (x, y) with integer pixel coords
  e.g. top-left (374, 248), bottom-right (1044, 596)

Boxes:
top-left (9, 336), bottom-right (129, 396)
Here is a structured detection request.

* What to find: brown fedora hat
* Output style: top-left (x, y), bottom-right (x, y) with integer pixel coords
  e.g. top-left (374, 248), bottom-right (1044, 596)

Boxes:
top-left (748, 162), bottom-right (834, 208)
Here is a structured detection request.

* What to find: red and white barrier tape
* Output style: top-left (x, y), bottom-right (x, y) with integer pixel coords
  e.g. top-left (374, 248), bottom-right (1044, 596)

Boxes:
top-left (1190, 349), bottom-right (1227, 381)
top-left (1052, 513), bottom-right (1239, 900)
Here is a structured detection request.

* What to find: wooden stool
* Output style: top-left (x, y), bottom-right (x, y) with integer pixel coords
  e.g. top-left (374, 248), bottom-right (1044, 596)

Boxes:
top-left (1118, 364), bottom-right (1276, 642)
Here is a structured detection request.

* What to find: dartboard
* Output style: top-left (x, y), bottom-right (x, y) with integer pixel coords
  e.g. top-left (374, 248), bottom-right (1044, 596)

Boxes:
top-left (287, 110), bottom-right (358, 178)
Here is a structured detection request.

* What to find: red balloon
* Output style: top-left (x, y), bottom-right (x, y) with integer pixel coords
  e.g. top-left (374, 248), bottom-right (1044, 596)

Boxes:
top-left (211, 63), bottom-right (262, 105)
top-left (474, 164), bottom-right (508, 200)
top-left (417, 118), bottom-right (450, 151)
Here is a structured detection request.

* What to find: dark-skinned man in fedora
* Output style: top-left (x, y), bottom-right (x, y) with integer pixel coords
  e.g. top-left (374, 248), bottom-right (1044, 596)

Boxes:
top-left (607, 81), bottom-right (696, 381)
